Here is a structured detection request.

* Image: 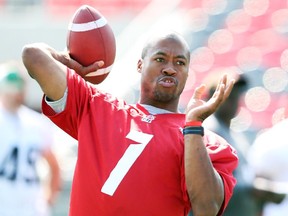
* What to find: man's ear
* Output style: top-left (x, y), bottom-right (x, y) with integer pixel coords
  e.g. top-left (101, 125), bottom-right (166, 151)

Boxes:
top-left (137, 59), bottom-right (143, 73)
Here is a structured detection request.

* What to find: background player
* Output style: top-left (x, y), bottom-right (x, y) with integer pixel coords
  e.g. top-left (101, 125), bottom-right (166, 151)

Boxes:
top-left (0, 61), bottom-right (61, 216)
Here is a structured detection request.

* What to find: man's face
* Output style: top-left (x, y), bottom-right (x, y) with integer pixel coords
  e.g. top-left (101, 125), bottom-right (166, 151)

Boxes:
top-left (138, 37), bottom-right (190, 105)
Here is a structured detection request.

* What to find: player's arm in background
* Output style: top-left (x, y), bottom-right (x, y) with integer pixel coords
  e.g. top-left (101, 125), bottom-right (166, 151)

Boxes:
top-left (184, 74), bottom-right (235, 216)
top-left (22, 43), bottom-right (104, 101)
top-left (41, 148), bottom-right (61, 206)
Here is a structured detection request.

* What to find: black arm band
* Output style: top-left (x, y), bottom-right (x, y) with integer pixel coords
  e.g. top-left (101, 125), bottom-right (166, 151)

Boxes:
top-left (183, 126), bottom-right (204, 136)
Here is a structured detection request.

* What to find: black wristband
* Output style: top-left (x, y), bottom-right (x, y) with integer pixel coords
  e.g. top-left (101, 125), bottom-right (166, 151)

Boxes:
top-left (183, 126), bottom-right (204, 136)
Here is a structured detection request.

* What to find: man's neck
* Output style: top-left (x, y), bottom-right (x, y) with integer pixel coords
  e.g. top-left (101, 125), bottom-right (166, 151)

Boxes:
top-left (140, 104), bottom-right (175, 115)
top-left (139, 98), bottom-right (179, 113)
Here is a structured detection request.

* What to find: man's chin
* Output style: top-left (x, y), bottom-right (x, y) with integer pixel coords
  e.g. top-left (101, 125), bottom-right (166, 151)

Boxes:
top-left (154, 91), bottom-right (177, 103)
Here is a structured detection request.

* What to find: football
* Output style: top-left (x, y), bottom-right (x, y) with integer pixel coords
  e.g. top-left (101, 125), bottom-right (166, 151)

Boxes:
top-left (67, 5), bottom-right (116, 84)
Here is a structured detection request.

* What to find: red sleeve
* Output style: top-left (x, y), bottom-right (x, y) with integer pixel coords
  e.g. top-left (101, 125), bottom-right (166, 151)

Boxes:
top-left (42, 68), bottom-right (93, 140)
top-left (204, 130), bottom-right (238, 215)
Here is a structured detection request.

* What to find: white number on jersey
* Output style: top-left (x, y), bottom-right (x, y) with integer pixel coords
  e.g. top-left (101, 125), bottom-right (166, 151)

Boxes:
top-left (101, 130), bottom-right (153, 196)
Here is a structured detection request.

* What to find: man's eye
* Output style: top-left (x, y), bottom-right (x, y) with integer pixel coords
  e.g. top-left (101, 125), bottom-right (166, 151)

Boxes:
top-left (156, 58), bottom-right (164, 62)
top-left (177, 61), bottom-right (185, 66)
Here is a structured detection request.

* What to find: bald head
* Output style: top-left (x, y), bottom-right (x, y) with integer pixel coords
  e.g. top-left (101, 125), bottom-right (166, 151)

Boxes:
top-left (141, 32), bottom-right (191, 61)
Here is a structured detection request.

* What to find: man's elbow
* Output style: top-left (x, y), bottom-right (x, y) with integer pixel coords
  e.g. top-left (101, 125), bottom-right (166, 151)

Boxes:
top-left (188, 188), bottom-right (224, 216)
top-left (191, 200), bottom-right (222, 216)
top-left (22, 44), bottom-right (36, 77)
top-left (22, 44), bottom-right (36, 63)
top-left (22, 43), bottom-right (46, 79)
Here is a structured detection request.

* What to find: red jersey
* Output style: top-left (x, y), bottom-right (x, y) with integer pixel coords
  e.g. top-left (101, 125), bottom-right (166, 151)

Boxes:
top-left (42, 69), bottom-right (237, 216)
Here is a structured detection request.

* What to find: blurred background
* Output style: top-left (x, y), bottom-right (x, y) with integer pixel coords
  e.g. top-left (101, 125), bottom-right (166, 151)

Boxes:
top-left (1, 0), bottom-right (288, 215)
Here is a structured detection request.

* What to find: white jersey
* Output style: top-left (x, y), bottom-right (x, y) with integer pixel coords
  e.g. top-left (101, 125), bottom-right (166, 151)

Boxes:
top-left (0, 105), bottom-right (52, 216)
top-left (248, 119), bottom-right (288, 216)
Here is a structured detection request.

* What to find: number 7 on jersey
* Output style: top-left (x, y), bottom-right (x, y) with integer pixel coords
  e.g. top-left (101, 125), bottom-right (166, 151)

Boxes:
top-left (101, 130), bottom-right (153, 196)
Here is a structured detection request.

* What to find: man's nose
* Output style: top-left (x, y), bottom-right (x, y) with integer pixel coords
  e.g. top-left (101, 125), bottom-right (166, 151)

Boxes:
top-left (162, 64), bottom-right (177, 76)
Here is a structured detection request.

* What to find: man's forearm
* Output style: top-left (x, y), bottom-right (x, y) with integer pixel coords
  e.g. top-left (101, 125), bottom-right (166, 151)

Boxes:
top-left (184, 134), bottom-right (224, 216)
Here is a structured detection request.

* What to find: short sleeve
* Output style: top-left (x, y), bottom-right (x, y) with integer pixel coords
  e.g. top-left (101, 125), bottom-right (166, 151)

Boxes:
top-left (204, 130), bottom-right (238, 215)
